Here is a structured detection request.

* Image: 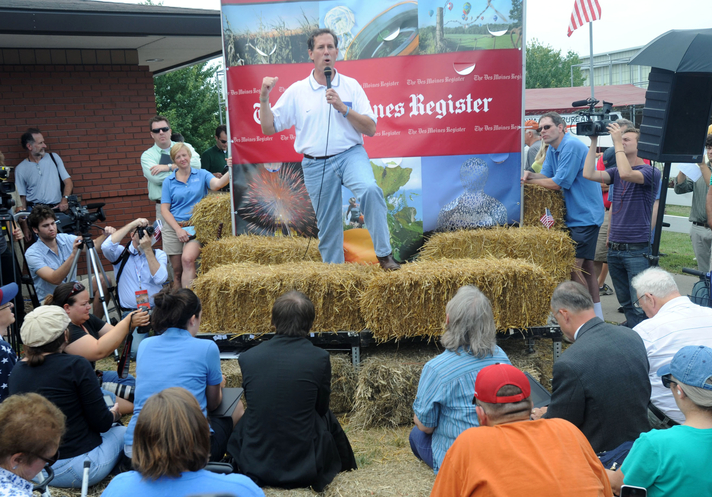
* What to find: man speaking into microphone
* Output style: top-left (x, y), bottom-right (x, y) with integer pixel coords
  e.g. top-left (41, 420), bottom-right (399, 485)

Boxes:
top-left (259, 28), bottom-right (400, 270)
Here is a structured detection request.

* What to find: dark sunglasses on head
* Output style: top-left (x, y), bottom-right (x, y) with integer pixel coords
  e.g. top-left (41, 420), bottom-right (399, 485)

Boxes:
top-left (661, 374), bottom-right (678, 389)
top-left (69, 282), bottom-right (85, 298)
top-left (34, 448), bottom-right (60, 466)
top-left (151, 127), bottom-right (170, 134)
top-left (540, 124), bottom-right (554, 131)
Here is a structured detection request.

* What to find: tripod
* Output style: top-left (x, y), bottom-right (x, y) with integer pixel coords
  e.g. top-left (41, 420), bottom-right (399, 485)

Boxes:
top-left (0, 209), bottom-right (21, 351)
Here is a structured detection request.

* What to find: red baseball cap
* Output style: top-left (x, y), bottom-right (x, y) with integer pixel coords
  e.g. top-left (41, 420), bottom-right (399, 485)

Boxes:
top-left (473, 364), bottom-right (531, 404)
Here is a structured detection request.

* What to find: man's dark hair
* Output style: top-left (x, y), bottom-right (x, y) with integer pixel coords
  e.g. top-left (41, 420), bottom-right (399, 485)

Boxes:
top-left (271, 290), bottom-right (315, 337)
top-left (539, 112), bottom-right (565, 129)
top-left (307, 29), bottom-right (338, 51)
top-left (706, 134), bottom-right (712, 148)
top-left (171, 132), bottom-right (184, 143)
top-left (21, 128), bottom-right (42, 150)
top-left (27, 205), bottom-right (56, 230)
top-left (215, 124), bottom-right (227, 137)
top-left (149, 115), bottom-right (171, 130)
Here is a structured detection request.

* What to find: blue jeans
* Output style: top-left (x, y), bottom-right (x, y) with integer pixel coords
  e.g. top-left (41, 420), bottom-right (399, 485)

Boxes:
top-left (100, 371), bottom-right (136, 403)
top-left (608, 246), bottom-right (650, 328)
top-left (409, 426), bottom-right (434, 469)
top-left (48, 425), bottom-right (126, 488)
top-left (302, 145), bottom-right (392, 263)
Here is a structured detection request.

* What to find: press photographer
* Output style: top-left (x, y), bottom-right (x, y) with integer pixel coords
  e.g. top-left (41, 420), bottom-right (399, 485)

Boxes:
top-left (101, 217), bottom-right (168, 359)
top-left (24, 204), bottom-right (113, 317)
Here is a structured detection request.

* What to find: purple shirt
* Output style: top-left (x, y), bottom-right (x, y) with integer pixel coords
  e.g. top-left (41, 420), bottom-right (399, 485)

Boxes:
top-left (606, 164), bottom-right (661, 244)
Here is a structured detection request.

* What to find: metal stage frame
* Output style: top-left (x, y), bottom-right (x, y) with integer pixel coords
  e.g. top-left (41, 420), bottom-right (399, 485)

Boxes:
top-left (197, 325), bottom-right (564, 367)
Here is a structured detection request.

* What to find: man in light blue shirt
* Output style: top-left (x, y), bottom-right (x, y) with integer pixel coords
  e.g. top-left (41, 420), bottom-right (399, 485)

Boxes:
top-left (102, 217), bottom-right (168, 358)
top-left (521, 112), bottom-right (605, 318)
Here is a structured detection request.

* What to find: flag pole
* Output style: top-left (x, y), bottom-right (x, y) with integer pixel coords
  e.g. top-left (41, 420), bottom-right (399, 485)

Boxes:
top-left (589, 21), bottom-right (594, 100)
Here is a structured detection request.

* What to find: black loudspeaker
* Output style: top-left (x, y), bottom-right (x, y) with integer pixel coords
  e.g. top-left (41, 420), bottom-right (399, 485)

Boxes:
top-left (638, 68), bottom-right (712, 163)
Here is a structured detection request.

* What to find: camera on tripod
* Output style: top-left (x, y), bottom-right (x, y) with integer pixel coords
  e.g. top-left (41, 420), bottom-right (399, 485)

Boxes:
top-left (573, 98), bottom-right (616, 137)
top-left (0, 167), bottom-right (16, 214)
top-left (61, 194), bottom-right (106, 234)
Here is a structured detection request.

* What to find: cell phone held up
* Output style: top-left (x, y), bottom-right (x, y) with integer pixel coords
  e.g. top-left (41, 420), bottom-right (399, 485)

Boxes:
top-left (620, 485), bottom-right (647, 497)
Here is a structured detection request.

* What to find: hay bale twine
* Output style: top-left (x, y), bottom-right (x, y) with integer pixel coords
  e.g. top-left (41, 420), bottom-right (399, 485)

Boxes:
top-left (521, 184), bottom-right (567, 230)
top-left (361, 257), bottom-right (556, 342)
top-left (200, 235), bottom-right (322, 274)
top-left (190, 193), bottom-right (232, 246)
top-left (330, 354), bottom-right (358, 415)
top-left (193, 262), bottom-right (379, 336)
top-left (419, 226), bottom-right (576, 284)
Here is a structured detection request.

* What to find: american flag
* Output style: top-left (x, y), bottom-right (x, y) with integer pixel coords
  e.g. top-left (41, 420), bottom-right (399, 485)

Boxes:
top-left (567, 0), bottom-right (601, 37)
top-left (540, 208), bottom-right (555, 229)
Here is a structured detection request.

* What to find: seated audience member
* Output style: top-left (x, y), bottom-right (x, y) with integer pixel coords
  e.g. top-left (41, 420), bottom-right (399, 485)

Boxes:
top-left (0, 393), bottom-right (66, 495)
top-left (631, 267), bottom-right (712, 428)
top-left (24, 205), bottom-right (112, 317)
top-left (228, 291), bottom-right (357, 492)
top-left (102, 387), bottom-right (263, 497)
top-left (45, 281), bottom-right (149, 415)
top-left (410, 285), bottom-right (510, 473)
top-left (0, 283), bottom-right (19, 403)
top-left (532, 281), bottom-right (650, 454)
top-left (607, 346), bottom-right (712, 497)
top-left (161, 142), bottom-right (232, 289)
top-left (124, 288), bottom-right (240, 463)
top-left (431, 364), bottom-right (612, 497)
top-left (9, 306), bottom-right (125, 488)
top-left (101, 217), bottom-right (168, 358)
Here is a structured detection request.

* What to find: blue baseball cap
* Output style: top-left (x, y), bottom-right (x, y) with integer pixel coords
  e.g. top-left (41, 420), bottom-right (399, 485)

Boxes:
top-left (0, 282), bottom-right (18, 306)
top-left (657, 345), bottom-right (712, 391)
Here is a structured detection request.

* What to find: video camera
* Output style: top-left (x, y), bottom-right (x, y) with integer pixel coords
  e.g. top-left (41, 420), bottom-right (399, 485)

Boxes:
top-left (0, 167), bottom-right (15, 216)
top-left (573, 98), bottom-right (616, 137)
top-left (61, 194), bottom-right (106, 235)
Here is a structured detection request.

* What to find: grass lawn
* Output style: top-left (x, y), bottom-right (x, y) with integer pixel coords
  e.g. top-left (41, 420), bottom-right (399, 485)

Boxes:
top-left (664, 204), bottom-right (691, 217)
top-left (658, 231), bottom-right (697, 274)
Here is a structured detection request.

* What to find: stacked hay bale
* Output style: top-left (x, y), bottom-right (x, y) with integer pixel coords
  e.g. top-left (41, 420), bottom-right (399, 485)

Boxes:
top-left (200, 235), bottom-right (321, 274)
top-left (361, 257), bottom-right (557, 342)
top-left (193, 261), bottom-right (379, 336)
top-left (419, 226), bottom-right (576, 284)
top-left (521, 184), bottom-right (567, 230)
top-left (190, 193), bottom-right (233, 245)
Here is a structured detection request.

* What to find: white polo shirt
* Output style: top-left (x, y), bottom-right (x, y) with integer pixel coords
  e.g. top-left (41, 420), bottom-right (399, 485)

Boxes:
top-left (271, 69), bottom-right (377, 157)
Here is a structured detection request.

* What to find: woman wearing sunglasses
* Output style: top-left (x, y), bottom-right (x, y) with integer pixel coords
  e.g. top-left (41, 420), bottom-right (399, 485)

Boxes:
top-left (0, 393), bottom-right (65, 496)
top-left (9, 306), bottom-right (126, 488)
top-left (160, 142), bottom-right (232, 289)
top-left (45, 281), bottom-right (149, 416)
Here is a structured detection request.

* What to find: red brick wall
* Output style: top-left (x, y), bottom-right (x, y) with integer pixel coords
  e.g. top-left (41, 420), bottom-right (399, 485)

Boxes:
top-left (1, 61), bottom-right (159, 272)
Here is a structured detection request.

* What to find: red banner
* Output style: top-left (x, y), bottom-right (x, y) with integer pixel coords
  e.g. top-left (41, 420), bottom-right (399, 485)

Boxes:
top-left (227, 50), bottom-right (522, 164)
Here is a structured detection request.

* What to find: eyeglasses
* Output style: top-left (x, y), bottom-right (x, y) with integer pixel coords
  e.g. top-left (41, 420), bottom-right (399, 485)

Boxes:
top-left (661, 374), bottom-right (678, 389)
top-left (33, 449), bottom-right (60, 466)
top-left (151, 127), bottom-right (170, 134)
top-left (540, 124), bottom-right (555, 131)
top-left (69, 282), bottom-right (85, 298)
top-left (632, 294), bottom-right (646, 309)
top-left (219, 139), bottom-right (228, 144)
top-left (0, 302), bottom-right (12, 311)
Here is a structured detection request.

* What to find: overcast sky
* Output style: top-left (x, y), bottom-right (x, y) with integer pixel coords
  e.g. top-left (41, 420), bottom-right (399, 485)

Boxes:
top-left (102, 0), bottom-right (710, 56)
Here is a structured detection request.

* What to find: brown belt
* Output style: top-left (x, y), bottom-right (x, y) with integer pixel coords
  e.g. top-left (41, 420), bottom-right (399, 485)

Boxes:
top-left (177, 220), bottom-right (192, 227)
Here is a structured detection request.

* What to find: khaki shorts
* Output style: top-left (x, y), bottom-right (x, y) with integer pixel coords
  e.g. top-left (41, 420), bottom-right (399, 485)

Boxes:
top-left (594, 209), bottom-right (611, 263)
top-left (161, 221), bottom-right (200, 256)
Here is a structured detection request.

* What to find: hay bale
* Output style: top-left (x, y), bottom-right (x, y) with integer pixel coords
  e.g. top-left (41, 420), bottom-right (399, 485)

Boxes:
top-left (200, 235), bottom-right (322, 274)
top-left (419, 226), bottom-right (576, 284)
top-left (351, 352), bottom-right (436, 428)
top-left (194, 262), bottom-right (379, 336)
top-left (361, 258), bottom-right (556, 341)
top-left (190, 193), bottom-right (233, 245)
top-left (521, 184), bottom-right (567, 230)
top-left (324, 460), bottom-right (435, 496)
top-left (330, 354), bottom-right (358, 415)
top-left (221, 358), bottom-right (243, 389)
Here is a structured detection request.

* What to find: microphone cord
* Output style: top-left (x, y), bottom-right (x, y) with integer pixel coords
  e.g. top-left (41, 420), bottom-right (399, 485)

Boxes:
top-left (303, 88), bottom-right (333, 260)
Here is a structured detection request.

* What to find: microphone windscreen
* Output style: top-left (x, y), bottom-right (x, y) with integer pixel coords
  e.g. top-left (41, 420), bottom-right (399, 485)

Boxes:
top-left (571, 99), bottom-right (590, 108)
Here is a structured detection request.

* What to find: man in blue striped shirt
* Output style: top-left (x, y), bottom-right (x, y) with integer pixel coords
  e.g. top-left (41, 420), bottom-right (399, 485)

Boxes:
top-left (410, 285), bottom-right (511, 474)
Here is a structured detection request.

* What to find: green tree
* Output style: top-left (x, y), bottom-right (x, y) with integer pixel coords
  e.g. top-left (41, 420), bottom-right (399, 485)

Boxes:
top-left (526, 39), bottom-right (584, 89)
top-left (154, 62), bottom-right (222, 154)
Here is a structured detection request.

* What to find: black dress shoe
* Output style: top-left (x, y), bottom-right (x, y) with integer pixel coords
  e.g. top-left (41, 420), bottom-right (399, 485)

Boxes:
top-left (377, 254), bottom-right (401, 271)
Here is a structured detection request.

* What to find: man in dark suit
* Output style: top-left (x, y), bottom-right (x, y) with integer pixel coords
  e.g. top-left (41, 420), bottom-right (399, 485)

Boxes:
top-left (531, 281), bottom-right (651, 454)
top-left (227, 291), bottom-right (357, 491)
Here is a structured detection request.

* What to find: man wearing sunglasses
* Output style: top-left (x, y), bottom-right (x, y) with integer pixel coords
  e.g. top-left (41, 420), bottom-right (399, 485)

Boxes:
top-left (201, 124), bottom-right (228, 178)
top-left (521, 112), bottom-right (605, 319)
top-left (140, 115), bottom-right (201, 223)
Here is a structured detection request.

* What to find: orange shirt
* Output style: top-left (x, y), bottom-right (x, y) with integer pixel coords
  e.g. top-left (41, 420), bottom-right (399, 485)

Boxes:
top-left (431, 418), bottom-right (612, 497)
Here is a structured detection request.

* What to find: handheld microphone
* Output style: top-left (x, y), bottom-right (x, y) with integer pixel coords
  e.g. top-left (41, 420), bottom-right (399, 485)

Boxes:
top-left (572, 98), bottom-right (598, 107)
top-left (324, 66), bottom-right (333, 89)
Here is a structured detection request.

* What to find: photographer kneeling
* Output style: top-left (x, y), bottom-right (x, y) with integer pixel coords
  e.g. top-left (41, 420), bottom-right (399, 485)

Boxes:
top-left (101, 217), bottom-right (168, 358)
top-left (25, 205), bottom-right (112, 318)
top-left (45, 281), bottom-right (149, 416)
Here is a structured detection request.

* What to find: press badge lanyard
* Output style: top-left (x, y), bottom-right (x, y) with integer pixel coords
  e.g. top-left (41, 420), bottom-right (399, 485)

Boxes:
top-left (132, 249), bottom-right (146, 291)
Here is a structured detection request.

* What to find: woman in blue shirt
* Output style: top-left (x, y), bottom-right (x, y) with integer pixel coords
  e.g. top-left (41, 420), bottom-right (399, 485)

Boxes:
top-left (161, 142), bottom-right (232, 288)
